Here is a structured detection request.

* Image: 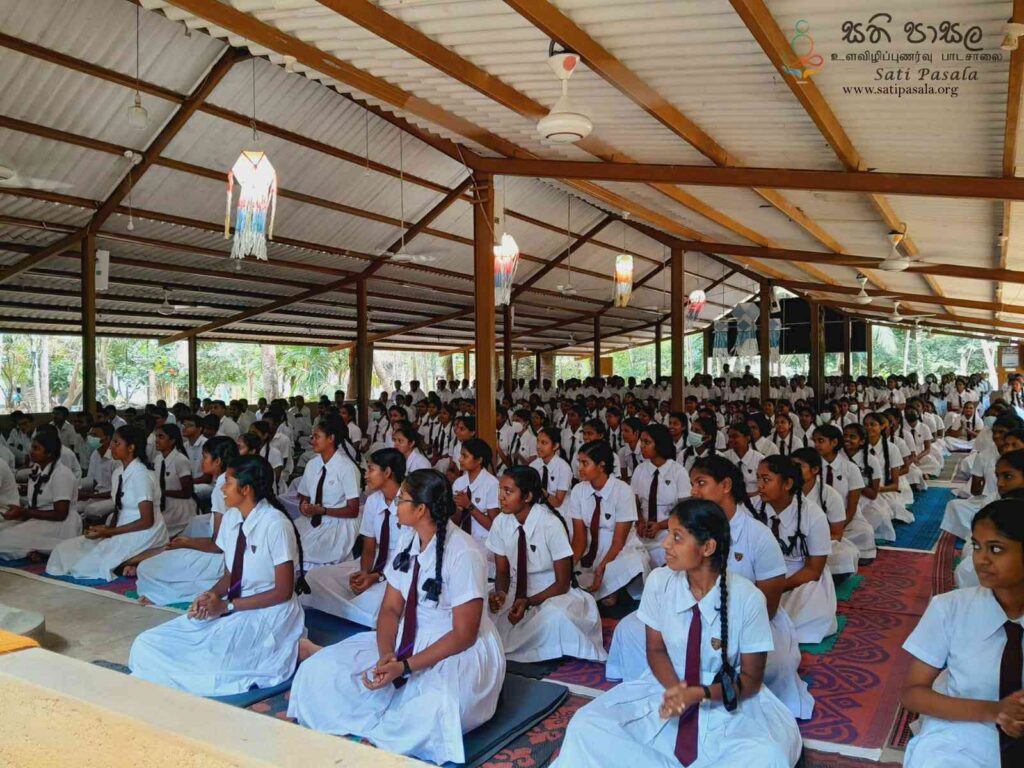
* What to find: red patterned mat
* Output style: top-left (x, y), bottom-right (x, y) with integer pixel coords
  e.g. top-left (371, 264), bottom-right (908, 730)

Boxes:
top-left (798, 549), bottom-right (931, 748)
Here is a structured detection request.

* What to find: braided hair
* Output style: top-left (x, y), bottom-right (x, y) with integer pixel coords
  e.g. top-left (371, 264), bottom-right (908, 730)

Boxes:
top-left (669, 497), bottom-right (739, 712)
top-left (756, 454), bottom-right (810, 558)
top-left (228, 455), bottom-right (309, 595)
top-left (393, 468), bottom-right (456, 602)
top-left (863, 413), bottom-right (893, 481)
top-left (156, 423), bottom-right (188, 457)
top-left (691, 455), bottom-right (759, 518)
top-left (116, 424), bottom-right (152, 470)
top-left (843, 423), bottom-right (874, 483)
top-left (503, 465), bottom-right (578, 588)
top-left (792, 446), bottom-right (826, 509)
top-left (318, 415), bottom-right (361, 466)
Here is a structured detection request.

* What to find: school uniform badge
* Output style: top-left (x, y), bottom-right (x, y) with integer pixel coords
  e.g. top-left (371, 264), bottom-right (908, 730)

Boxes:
top-left (710, 637), bottom-right (722, 650)
top-left (250, 544), bottom-right (257, 553)
top-left (530, 544), bottom-right (537, 552)
top-left (734, 551), bottom-right (744, 561)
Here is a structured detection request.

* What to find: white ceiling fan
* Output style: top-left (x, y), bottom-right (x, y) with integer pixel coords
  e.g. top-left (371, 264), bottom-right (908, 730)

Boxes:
top-left (537, 44), bottom-right (593, 144)
top-left (156, 288), bottom-right (215, 316)
top-left (861, 299), bottom-right (936, 323)
top-left (851, 273), bottom-right (901, 305)
top-left (0, 162), bottom-right (72, 191)
top-left (375, 130), bottom-right (442, 265)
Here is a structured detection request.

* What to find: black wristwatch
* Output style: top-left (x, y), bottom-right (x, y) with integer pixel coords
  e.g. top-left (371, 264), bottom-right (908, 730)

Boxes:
top-left (402, 658), bottom-right (412, 677)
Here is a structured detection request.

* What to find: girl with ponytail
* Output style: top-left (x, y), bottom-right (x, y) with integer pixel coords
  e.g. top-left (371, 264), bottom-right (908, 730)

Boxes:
top-left (755, 455), bottom-right (837, 645)
top-left (152, 423), bottom-right (196, 537)
top-left (608, 454), bottom-right (814, 719)
top-left (132, 436), bottom-right (239, 605)
top-left (485, 465), bottom-right (606, 663)
top-left (301, 448), bottom-right (407, 628)
top-left (864, 412), bottom-right (914, 525)
top-left (47, 425), bottom-right (169, 582)
top-left (790, 446), bottom-right (860, 578)
top-left (289, 468), bottom-right (505, 766)
top-left (0, 427), bottom-right (80, 559)
top-left (842, 422), bottom-right (896, 542)
top-left (130, 455), bottom-right (306, 697)
top-left (555, 497), bottom-right (802, 768)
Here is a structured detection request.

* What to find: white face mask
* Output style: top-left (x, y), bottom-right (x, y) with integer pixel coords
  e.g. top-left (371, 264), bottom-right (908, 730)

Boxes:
top-left (819, 414), bottom-right (832, 424)
top-left (512, 421), bottom-right (525, 434)
top-left (849, 404), bottom-right (859, 413)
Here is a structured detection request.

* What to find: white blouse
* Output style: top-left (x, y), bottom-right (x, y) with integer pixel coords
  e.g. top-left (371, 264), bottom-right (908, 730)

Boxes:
top-left (486, 504), bottom-right (573, 598)
top-left (216, 499), bottom-right (298, 598)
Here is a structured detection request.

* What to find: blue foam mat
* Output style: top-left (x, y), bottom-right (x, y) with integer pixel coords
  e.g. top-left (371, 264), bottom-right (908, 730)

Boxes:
top-left (878, 487), bottom-right (952, 551)
top-left (92, 660), bottom-right (293, 707)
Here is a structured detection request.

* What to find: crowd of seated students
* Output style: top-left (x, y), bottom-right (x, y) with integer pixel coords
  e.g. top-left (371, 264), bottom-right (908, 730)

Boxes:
top-left (1, 366), bottom-right (1020, 767)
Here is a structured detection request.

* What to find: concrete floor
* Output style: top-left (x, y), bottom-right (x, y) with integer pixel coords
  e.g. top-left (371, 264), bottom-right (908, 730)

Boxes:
top-left (0, 570), bottom-right (173, 665)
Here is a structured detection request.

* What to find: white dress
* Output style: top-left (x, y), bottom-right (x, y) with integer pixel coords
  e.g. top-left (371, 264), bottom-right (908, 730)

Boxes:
top-left (529, 455), bottom-right (572, 506)
top-left (721, 448), bottom-right (766, 496)
top-left (941, 442), bottom-right (998, 541)
top-left (46, 460), bottom-right (168, 581)
top-left (846, 448), bottom-right (897, 543)
top-left (568, 477), bottom-right (651, 600)
top-left (807, 482), bottom-right (859, 576)
top-left (452, 468), bottom-right (500, 555)
top-left (287, 523), bottom-right (505, 766)
top-left (301, 492), bottom-right (402, 627)
top-left (607, 509), bottom-right (813, 720)
top-left (0, 461), bottom-right (18, 509)
top-left (295, 451), bottom-right (361, 567)
top-left (867, 440), bottom-right (913, 524)
top-left (155, 449), bottom-right (197, 537)
top-left (486, 504), bottom-right (606, 663)
top-left (0, 463), bottom-right (81, 558)
top-left (135, 474), bottom-right (229, 606)
top-left (554, 570), bottom-right (801, 768)
top-left (760, 497), bottom-right (838, 644)
top-left (631, 458), bottom-right (691, 568)
top-left (902, 587), bottom-right (1019, 767)
top-left (129, 499), bottom-right (304, 696)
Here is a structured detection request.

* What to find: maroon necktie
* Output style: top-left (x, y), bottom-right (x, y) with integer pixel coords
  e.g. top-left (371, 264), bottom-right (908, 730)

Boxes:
top-left (311, 465), bottom-right (326, 528)
top-left (581, 495), bottom-right (602, 568)
top-left (648, 467), bottom-right (660, 522)
top-left (227, 522), bottom-right (247, 600)
top-left (674, 604), bottom-right (702, 765)
top-left (999, 621), bottom-right (1024, 763)
top-left (515, 525), bottom-right (528, 600)
top-left (112, 473), bottom-right (124, 527)
top-left (393, 558), bottom-right (419, 689)
top-left (371, 502), bottom-right (392, 574)
top-left (461, 492), bottom-right (474, 533)
top-left (159, 457), bottom-right (167, 512)
top-left (541, 463), bottom-right (549, 491)
top-left (826, 464), bottom-right (834, 487)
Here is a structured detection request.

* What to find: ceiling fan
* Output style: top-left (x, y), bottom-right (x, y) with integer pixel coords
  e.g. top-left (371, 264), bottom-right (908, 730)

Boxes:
top-left (851, 273), bottom-right (901, 305)
top-left (156, 288), bottom-right (214, 316)
top-left (861, 299), bottom-right (936, 323)
top-left (0, 162), bottom-right (71, 191)
top-left (375, 131), bottom-right (441, 265)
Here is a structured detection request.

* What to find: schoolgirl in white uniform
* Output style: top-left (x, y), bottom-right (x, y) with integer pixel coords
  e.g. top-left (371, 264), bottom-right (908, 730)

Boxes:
top-left (632, 423), bottom-right (691, 568)
top-left (296, 417), bottom-right (362, 568)
top-left (812, 424), bottom-right (877, 560)
top-left (529, 427), bottom-right (571, 511)
top-left (791, 447), bottom-right (859, 576)
top-left (864, 412), bottom-right (913, 524)
top-left (884, 410), bottom-right (920, 504)
top-left (133, 437), bottom-right (238, 606)
top-left (430, 406), bottom-right (457, 469)
top-left (503, 408), bottom-right (537, 467)
top-left (941, 419), bottom-right (1018, 541)
top-left (288, 469), bottom-right (505, 766)
top-left (679, 416), bottom-right (719, 472)
top-left (568, 440), bottom-right (651, 604)
top-left (487, 466), bottom-right (606, 663)
top-left (722, 423), bottom-right (766, 496)
top-left (618, 417), bottom-right (644, 482)
top-left (152, 424), bottom-right (196, 538)
top-left (391, 421), bottom-right (431, 473)
top-left (753, 455), bottom-right (838, 644)
top-left (301, 448), bottom-right (405, 627)
top-left (0, 428), bottom-right (80, 559)
top-left (608, 455), bottom-right (814, 719)
top-left (955, 451), bottom-right (1024, 588)
top-left (842, 422), bottom-right (897, 543)
top-left (903, 406), bottom-right (942, 478)
top-left (130, 455), bottom-right (307, 696)
top-left (945, 400), bottom-right (984, 453)
top-left (748, 415), bottom-right (779, 458)
top-left (47, 425), bottom-right (168, 582)
top-left (452, 437), bottom-right (500, 558)
top-left (555, 497), bottom-right (802, 768)
top-left (901, 500), bottom-right (1024, 768)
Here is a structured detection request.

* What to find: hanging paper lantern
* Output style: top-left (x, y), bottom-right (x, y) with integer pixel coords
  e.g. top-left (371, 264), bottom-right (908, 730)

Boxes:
top-left (687, 289), bottom-right (707, 320)
top-left (613, 253), bottom-right (633, 307)
top-left (494, 233), bottom-right (520, 306)
top-left (225, 149), bottom-right (278, 262)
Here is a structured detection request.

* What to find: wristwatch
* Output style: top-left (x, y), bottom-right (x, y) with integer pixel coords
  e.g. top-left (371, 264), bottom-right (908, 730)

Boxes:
top-left (225, 600), bottom-right (235, 615)
top-left (701, 684), bottom-right (712, 702)
top-left (401, 658), bottom-right (412, 677)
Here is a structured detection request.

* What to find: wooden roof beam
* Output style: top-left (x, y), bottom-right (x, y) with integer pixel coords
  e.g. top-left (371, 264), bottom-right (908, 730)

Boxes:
top-left (998, 0), bottom-right (1024, 313)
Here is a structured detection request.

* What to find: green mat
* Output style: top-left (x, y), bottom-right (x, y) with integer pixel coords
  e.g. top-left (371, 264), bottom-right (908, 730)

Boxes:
top-left (799, 615), bottom-right (848, 655)
top-left (124, 590), bottom-right (190, 611)
top-left (835, 574), bottom-right (865, 602)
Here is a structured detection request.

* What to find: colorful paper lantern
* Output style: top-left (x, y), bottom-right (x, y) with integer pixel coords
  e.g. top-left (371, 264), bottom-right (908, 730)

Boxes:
top-left (613, 254), bottom-right (633, 307)
top-left (494, 233), bottom-right (520, 306)
top-left (687, 289), bottom-right (707, 320)
top-left (225, 149), bottom-right (278, 262)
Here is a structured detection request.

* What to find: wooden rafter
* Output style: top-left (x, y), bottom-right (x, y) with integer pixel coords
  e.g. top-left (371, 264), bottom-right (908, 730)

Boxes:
top-left (998, 0), bottom-right (1024, 314)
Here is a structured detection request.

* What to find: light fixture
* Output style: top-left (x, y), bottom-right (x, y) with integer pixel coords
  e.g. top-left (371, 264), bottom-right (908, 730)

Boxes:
top-left (687, 289), bottom-right (706, 320)
top-left (878, 227), bottom-right (912, 271)
top-left (537, 45), bottom-right (592, 144)
top-left (493, 177), bottom-right (519, 306)
top-left (127, 4), bottom-right (148, 130)
top-left (612, 216), bottom-right (633, 307)
top-left (225, 58), bottom-right (277, 263)
top-left (1002, 21), bottom-right (1024, 51)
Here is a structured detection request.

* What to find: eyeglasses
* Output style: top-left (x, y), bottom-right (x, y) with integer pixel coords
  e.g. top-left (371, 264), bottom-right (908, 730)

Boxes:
top-left (396, 496), bottom-right (414, 506)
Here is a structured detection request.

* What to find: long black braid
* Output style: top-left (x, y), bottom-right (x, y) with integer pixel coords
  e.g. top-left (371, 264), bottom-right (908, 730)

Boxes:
top-left (864, 414), bottom-right (892, 482)
top-left (393, 468), bottom-right (456, 602)
top-left (228, 455), bottom-right (309, 595)
top-left (792, 446), bottom-right (826, 510)
top-left (843, 423), bottom-right (874, 484)
top-left (669, 498), bottom-right (739, 711)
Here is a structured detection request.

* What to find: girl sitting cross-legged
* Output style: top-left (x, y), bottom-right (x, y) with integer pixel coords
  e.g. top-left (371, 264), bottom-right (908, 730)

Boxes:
top-left (553, 497), bottom-right (801, 767)
top-left (487, 465), bottom-right (606, 663)
top-left (129, 455), bottom-right (308, 696)
top-left (287, 468), bottom-right (505, 766)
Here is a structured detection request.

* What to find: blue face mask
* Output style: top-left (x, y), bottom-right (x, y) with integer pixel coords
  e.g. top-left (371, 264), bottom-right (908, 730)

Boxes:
top-left (686, 432), bottom-right (705, 448)
top-left (86, 435), bottom-right (102, 450)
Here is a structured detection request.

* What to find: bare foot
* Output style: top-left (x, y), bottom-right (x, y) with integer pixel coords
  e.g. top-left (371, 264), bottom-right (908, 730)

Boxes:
top-left (599, 594), bottom-right (618, 607)
top-left (122, 565), bottom-right (137, 577)
top-left (298, 639), bottom-right (323, 661)
top-left (137, 595), bottom-right (153, 606)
